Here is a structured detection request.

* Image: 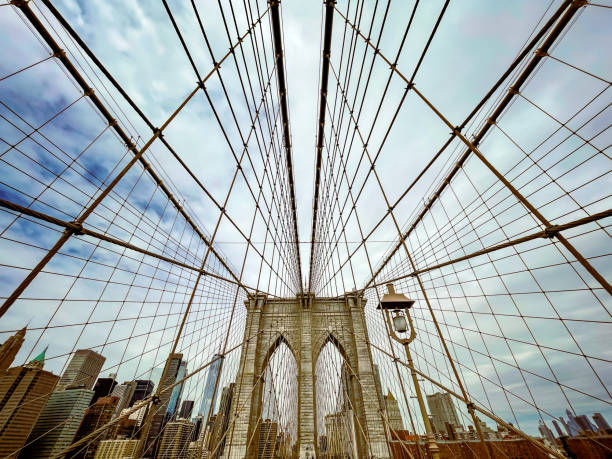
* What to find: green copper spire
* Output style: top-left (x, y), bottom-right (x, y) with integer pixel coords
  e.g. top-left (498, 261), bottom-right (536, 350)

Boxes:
top-left (25, 345), bottom-right (47, 369)
top-left (32, 345), bottom-right (47, 362)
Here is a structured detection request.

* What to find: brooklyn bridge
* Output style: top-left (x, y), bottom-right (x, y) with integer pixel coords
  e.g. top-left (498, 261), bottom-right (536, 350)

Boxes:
top-left (0, 0), bottom-right (610, 458)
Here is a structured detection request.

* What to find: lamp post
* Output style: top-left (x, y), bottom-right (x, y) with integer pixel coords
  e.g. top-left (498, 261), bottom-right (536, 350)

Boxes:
top-left (378, 283), bottom-right (440, 459)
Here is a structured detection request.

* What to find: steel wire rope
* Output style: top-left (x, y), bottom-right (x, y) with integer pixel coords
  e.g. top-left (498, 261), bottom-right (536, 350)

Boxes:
top-left (153, 3), bottom-right (300, 454)
top-left (320, 100), bottom-right (438, 447)
top-left (313, 88), bottom-right (425, 454)
top-left (229, 0), bottom-right (304, 294)
top-left (414, 178), bottom-right (555, 429)
top-left (193, 0), bottom-right (303, 293)
top-left (327, 0), bottom-right (578, 289)
top-left (163, 0), bottom-right (298, 296)
top-left (38, 0), bottom-right (292, 286)
top-left (347, 2), bottom-right (612, 299)
top-left (30, 0), bottom-right (271, 292)
top-left (309, 0), bottom-right (367, 290)
top-left (453, 133), bottom-right (612, 401)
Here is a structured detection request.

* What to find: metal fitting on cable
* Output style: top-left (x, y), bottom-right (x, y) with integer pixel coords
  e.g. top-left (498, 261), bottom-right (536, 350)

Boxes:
top-left (544, 226), bottom-right (559, 239)
top-left (68, 221), bottom-right (84, 236)
top-left (508, 86), bottom-right (519, 95)
top-left (534, 48), bottom-right (548, 58)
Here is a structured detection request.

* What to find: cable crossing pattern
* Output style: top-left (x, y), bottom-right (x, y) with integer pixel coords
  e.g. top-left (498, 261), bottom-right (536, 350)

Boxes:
top-left (0, 0), bottom-right (609, 458)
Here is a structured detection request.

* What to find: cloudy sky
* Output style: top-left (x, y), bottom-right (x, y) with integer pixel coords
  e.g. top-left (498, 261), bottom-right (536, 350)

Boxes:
top-left (0, 0), bottom-right (610, 441)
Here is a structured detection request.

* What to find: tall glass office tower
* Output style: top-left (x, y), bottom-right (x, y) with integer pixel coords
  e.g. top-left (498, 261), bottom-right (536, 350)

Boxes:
top-left (198, 354), bottom-right (223, 419)
top-left (167, 359), bottom-right (187, 418)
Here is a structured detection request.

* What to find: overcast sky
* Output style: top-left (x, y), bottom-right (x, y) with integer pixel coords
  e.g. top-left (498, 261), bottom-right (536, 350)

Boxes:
top-left (0, 0), bottom-right (610, 440)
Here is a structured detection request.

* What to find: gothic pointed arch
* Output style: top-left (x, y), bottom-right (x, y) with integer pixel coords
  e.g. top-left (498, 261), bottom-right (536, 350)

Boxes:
top-left (314, 330), bottom-right (353, 371)
top-left (261, 332), bottom-right (296, 373)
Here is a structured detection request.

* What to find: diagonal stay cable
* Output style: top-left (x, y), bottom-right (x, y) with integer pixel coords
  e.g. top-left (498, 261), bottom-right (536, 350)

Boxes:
top-left (309, 0), bottom-right (336, 291)
top-left (269, 0), bottom-right (304, 293)
top-left (334, 1), bottom-right (610, 297)
top-left (162, 0), bottom-right (299, 295)
top-left (0, 197), bottom-right (269, 292)
top-left (319, 0), bottom-right (575, 292)
top-left (3, 0), bottom-right (272, 320)
top-left (37, 0), bottom-right (275, 294)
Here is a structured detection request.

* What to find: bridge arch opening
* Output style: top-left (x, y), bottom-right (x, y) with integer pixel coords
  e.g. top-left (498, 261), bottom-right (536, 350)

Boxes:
top-left (255, 335), bottom-right (297, 457)
top-left (315, 336), bottom-right (362, 458)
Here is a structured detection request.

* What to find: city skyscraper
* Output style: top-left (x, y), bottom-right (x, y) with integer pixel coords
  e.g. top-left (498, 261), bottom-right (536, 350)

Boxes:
top-left (128, 379), bottom-right (154, 406)
top-left (191, 415), bottom-right (204, 442)
top-left (552, 419), bottom-right (565, 437)
top-left (67, 395), bottom-right (119, 459)
top-left (338, 361), bottom-right (359, 459)
top-left (0, 326), bottom-right (26, 370)
top-left (258, 419), bottom-right (279, 459)
top-left (324, 413), bottom-right (344, 458)
top-left (384, 391), bottom-right (404, 431)
top-left (91, 374), bottom-right (117, 404)
top-left (25, 346), bottom-right (47, 370)
top-left (593, 413), bottom-right (611, 433)
top-left (157, 419), bottom-right (193, 459)
top-left (167, 359), bottom-right (188, 419)
top-left (575, 414), bottom-right (596, 433)
top-left (427, 391), bottom-right (461, 434)
top-left (538, 420), bottom-right (555, 443)
top-left (143, 353), bottom-right (183, 457)
top-left (58, 349), bottom-right (105, 390)
top-left (93, 439), bottom-right (138, 458)
top-left (107, 415), bottom-right (137, 440)
top-left (565, 409), bottom-right (584, 436)
top-left (560, 416), bottom-right (576, 437)
top-left (199, 354), bottom-right (223, 419)
top-left (23, 387), bottom-right (94, 458)
top-left (0, 348), bottom-right (59, 457)
top-left (276, 430), bottom-right (293, 457)
top-left (207, 383), bottom-right (234, 459)
top-left (342, 407), bottom-right (359, 458)
top-left (127, 405), bottom-right (147, 427)
top-left (201, 414), bottom-right (217, 453)
top-left (179, 400), bottom-right (195, 419)
top-left (110, 380), bottom-right (136, 417)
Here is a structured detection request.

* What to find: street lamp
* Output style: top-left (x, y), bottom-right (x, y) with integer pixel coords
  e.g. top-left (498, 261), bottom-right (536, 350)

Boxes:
top-left (392, 310), bottom-right (408, 333)
top-left (378, 283), bottom-right (440, 459)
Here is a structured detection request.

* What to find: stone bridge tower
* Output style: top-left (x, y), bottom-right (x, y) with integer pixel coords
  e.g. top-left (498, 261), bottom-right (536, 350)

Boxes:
top-left (226, 293), bottom-right (389, 458)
